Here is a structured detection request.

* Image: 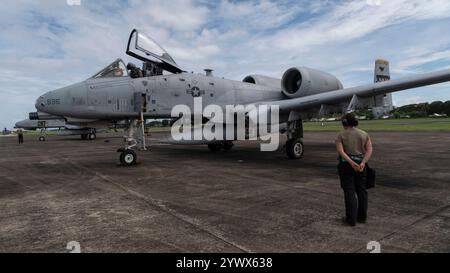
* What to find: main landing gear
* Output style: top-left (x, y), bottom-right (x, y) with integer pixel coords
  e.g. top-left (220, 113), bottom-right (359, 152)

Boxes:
top-left (118, 118), bottom-right (146, 166)
top-left (81, 129), bottom-right (96, 141)
top-left (285, 118), bottom-right (304, 159)
top-left (286, 138), bottom-right (304, 159)
top-left (38, 128), bottom-right (47, 142)
top-left (119, 149), bottom-right (137, 166)
top-left (204, 118), bottom-right (304, 159)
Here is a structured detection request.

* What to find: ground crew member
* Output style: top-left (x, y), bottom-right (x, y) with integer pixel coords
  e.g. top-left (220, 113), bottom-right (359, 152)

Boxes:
top-left (17, 129), bottom-right (24, 144)
top-left (335, 113), bottom-right (373, 226)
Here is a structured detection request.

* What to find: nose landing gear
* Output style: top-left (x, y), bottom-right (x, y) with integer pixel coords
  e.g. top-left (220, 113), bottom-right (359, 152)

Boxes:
top-left (38, 127), bottom-right (47, 141)
top-left (88, 131), bottom-right (96, 140)
top-left (81, 129), bottom-right (96, 141)
top-left (117, 117), bottom-right (146, 166)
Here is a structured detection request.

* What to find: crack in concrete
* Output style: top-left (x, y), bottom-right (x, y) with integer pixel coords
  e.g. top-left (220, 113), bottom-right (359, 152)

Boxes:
top-left (60, 157), bottom-right (252, 253)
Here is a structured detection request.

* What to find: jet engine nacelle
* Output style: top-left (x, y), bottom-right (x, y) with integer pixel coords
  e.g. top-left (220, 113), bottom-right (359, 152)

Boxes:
top-left (243, 75), bottom-right (281, 89)
top-left (281, 67), bottom-right (343, 98)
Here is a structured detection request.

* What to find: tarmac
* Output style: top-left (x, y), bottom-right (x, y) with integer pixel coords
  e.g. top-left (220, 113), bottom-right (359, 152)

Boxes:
top-left (0, 131), bottom-right (449, 253)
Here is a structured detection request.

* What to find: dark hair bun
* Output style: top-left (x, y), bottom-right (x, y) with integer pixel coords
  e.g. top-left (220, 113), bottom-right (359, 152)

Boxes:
top-left (341, 113), bottom-right (358, 127)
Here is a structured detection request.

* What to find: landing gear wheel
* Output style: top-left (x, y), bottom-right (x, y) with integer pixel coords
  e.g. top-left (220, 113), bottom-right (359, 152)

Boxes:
top-left (223, 141), bottom-right (234, 151)
top-left (208, 143), bottom-right (221, 152)
top-left (286, 138), bottom-right (304, 159)
top-left (38, 136), bottom-right (46, 142)
top-left (120, 149), bottom-right (137, 166)
top-left (88, 133), bottom-right (96, 140)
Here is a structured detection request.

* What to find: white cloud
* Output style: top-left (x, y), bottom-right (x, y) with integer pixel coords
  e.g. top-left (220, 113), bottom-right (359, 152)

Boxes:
top-left (397, 49), bottom-right (450, 70)
top-left (127, 0), bottom-right (209, 32)
top-left (400, 96), bottom-right (426, 105)
top-left (259, 0), bottom-right (450, 52)
top-left (366, 0), bottom-right (382, 6)
top-left (214, 0), bottom-right (305, 30)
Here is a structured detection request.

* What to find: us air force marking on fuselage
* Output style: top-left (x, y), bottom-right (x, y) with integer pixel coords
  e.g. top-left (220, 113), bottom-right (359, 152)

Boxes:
top-left (186, 86), bottom-right (205, 97)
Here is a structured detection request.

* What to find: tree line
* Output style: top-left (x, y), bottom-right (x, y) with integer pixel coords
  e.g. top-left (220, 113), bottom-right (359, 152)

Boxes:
top-left (391, 100), bottom-right (450, 118)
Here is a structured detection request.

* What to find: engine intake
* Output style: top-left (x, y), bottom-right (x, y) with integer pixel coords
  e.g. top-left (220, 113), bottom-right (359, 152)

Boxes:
top-left (243, 75), bottom-right (281, 89)
top-left (281, 67), bottom-right (343, 98)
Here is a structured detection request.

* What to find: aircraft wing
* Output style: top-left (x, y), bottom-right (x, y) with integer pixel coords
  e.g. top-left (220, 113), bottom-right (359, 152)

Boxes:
top-left (261, 68), bottom-right (450, 112)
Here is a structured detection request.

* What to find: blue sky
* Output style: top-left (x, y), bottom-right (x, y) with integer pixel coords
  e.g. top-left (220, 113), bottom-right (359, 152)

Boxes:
top-left (1, 0), bottom-right (450, 129)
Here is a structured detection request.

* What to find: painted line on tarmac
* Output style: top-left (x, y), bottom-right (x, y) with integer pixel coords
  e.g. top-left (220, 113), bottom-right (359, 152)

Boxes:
top-left (354, 202), bottom-right (450, 252)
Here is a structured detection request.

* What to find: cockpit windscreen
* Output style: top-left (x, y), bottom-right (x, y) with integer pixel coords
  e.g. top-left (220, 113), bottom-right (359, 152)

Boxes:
top-left (91, 59), bottom-right (128, 79)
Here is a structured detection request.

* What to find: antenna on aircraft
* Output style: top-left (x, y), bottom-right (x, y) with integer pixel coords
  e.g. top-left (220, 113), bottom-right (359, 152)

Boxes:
top-left (204, 69), bottom-right (213, 77)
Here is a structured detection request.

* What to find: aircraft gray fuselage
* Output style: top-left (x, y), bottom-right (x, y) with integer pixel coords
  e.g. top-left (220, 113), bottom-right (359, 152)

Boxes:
top-left (35, 65), bottom-right (450, 127)
top-left (35, 73), bottom-right (290, 122)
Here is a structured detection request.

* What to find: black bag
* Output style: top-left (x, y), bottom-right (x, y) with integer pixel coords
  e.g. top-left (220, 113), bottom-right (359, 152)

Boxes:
top-left (366, 165), bottom-right (376, 189)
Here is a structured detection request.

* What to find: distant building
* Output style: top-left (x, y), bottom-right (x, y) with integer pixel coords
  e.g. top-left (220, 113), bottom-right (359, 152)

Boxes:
top-left (429, 113), bottom-right (448, 118)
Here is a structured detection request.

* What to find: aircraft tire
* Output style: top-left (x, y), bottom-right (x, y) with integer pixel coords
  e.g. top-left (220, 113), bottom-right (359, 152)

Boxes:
top-left (208, 143), bottom-right (221, 152)
top-left (120, 149), bottom-right (137, 166)
top-left (38, 136), bottom-right (46, 142)
top-left (88, 133), bottom-right (96, 141)
top-left (286, 138), bottom-right (304, 159)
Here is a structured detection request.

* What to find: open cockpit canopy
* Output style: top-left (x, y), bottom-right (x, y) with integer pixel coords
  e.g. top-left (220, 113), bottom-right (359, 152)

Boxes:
top-left (126, 29), bottom-right (183, 74)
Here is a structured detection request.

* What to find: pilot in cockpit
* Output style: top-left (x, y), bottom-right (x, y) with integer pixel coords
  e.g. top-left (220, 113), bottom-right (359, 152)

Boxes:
top-left (127, 63), bottom-right (143, 79)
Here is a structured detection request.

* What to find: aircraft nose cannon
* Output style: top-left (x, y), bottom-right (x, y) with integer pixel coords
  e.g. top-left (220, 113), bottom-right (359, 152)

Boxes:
top-left (33, 88), bottom-right (69, 119)
top-left (34, 83), bottom-right (79, 116)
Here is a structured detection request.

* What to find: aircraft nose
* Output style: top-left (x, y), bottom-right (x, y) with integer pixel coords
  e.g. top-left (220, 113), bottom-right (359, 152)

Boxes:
top-left (35, 93), bottom-right (48, 112)
top-left (35, 81), bottom-right (86, 114)
top-left (14, 119), bottom-right (25, 128)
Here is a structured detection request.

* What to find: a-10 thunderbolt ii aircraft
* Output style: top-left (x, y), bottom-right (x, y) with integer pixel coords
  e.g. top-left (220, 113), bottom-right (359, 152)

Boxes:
top-left (31, 29), bottom-right (450, 166)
